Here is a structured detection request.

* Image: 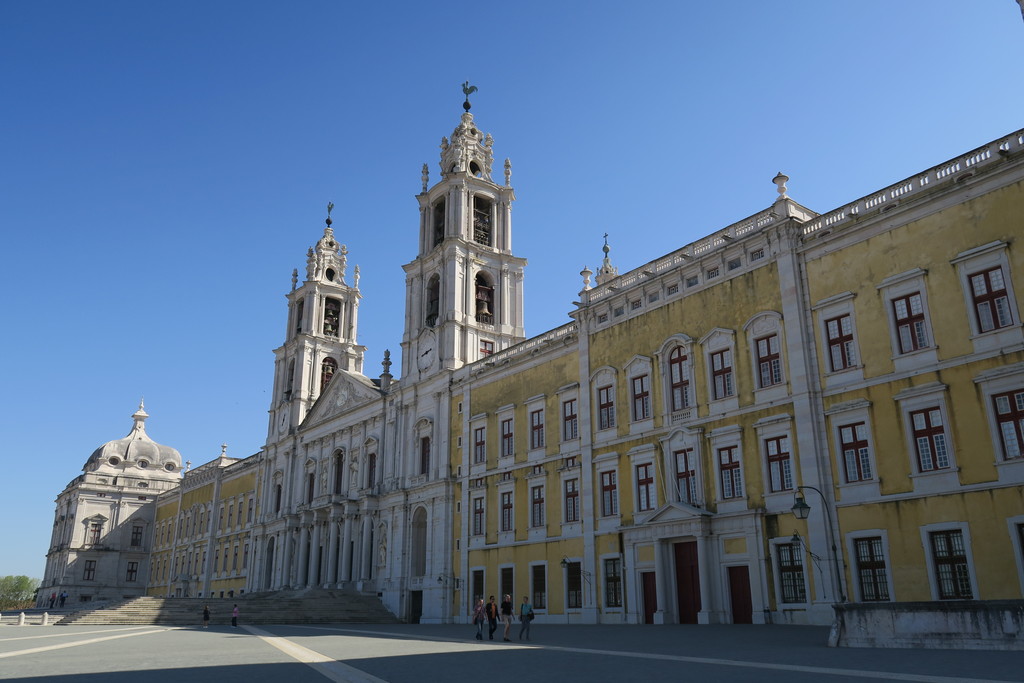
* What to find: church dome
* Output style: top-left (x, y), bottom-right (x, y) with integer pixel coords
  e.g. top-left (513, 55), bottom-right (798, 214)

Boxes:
top-left (84, 401), bottom-right (183, 474)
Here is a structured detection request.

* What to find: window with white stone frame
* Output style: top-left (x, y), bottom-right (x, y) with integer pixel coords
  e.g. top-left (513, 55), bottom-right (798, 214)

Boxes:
top-left (771, 539), bottom-right (807, 605)
top-left (850, 534), bottom-right (891, 602)
top-left (592, 367), bottom-right (617, 436)
top-left (951, 241), bottom-right (1023, 354)
top-left (472, 495), bottom-right (485, 536)
top-left (920, 523), bottom-right (975, 600)
top-left (813, 292), bottom-right (863, 389)
top-left (625, 356), bottom-right (654, 431)
top-left (702, 328), bottom-right (738, 411)
top-left (878, 269), bottom-right (938, 372)
top-left (744, 312), bottom-right (787, 403)
top-left (894, 383), bottom-right (959, 494)
top-left (972, 363), bottom-right (1024, 483)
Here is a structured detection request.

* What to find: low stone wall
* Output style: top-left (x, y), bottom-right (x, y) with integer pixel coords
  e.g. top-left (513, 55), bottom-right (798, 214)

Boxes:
top-left (833, 601), bottom-right (1024, 651)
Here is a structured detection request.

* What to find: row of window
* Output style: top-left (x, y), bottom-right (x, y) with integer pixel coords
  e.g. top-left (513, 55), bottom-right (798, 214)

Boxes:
top-left (154, 541), bottom-right (251, 583)
top-left (468, 557), bottom-right (624, 613)
top-left (158, 496), bottom-right (255, 548)
top-left (81, 559), bottom-right (140, 583)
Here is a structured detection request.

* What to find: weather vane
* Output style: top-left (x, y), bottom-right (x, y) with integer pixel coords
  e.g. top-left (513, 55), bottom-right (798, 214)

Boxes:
top-left (462, 81), bottom-right (478, 112)
top-left (326, 201), bottom-right (334, 227)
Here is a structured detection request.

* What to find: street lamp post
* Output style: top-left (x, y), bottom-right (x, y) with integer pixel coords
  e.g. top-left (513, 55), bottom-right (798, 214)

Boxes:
top-left (790, 485), bottom-right (846, 603)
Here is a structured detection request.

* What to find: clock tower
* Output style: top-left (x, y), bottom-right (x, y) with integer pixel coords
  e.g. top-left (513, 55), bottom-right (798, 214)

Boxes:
top-left (401, 95), bottom-right (527, 379)
top-left (268, 207), bottom-right (366, 439)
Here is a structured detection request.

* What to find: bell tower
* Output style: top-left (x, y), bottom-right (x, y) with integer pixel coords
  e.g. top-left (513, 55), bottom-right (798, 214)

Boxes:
top-left (268, 205), bottom-right (366, 440)
top-left (401, 87), bottom-right (527, 379)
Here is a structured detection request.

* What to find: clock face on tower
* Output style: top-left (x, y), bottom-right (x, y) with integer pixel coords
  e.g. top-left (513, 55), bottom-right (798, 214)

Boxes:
top-left (417, 330), bottom-right (437, 372)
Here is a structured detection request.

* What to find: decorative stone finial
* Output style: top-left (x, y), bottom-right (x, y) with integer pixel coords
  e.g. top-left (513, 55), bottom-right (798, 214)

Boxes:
top-left (291, 268), bottom-right (298, 290)
top-left (185, 460), bottom-right (192, 472)
top-left (773, 172), bottom-right (790, 199)
top-left (580, 266), bottom-right (593, 291)
top-left (220, 443), bottom-right (228, 458)
top-left (595, 234), bottom-right (619, 285)
top-left (131, 400), bottom-right (149, 431)
top-left (504, 158), bottom-right (512, 186)
top-left (421, 163), bottom-right (429, 192)
top-left (462, 81), bottom-right (478, 112)
top-left (354, 264), bottom-right (360, 288)
top-left (326, 201), bottom-right (334, 227)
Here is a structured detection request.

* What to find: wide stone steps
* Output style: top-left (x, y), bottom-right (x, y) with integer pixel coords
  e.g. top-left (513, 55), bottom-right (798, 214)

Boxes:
top-left (57, 590), bottom-right (400, 626)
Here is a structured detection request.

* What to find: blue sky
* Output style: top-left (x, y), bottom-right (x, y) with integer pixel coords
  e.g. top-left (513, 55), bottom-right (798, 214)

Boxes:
top-left (2, 1), bottom-right (1022, 579)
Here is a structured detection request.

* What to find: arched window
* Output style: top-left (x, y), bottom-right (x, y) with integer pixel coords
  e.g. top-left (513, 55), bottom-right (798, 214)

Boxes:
top-left (475, 273), bottom-right (494, 324)
top-left (333, 449), bottom-right (345, 494)
top-left (323, 297), bottom-right (341, 337)
top-left (432, 199), bottom-right (445, 247)
top-left (425, 276), bottom-right (440, 327)
top-left (411, 507), bottom-right (428, 577)
top-left (473, 196), bottom-right (492, 246)
top-left (285, 359), bottom-right (295, 400)
top-left (366, 453), bottom-right (377, 489)
top-left (320, 357), bottom-right (337, 391)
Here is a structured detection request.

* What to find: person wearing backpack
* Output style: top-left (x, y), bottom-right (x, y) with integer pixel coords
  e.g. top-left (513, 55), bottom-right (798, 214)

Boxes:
top-left (485, 595), bottom-right (499, 640)
top-left (518, 595), bottom-right (534, 641)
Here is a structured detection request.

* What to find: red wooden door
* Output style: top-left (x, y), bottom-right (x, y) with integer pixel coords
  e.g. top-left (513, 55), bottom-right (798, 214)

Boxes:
top-left (674, 541), bottom-right (701, 624)
top-left (727, 565), bottom-right (753, 624)
top-left (641, 571), bottom-right (657, 624)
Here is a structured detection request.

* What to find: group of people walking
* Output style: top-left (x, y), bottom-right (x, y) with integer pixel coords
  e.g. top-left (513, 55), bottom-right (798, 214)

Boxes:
top-left (473, 594), bottom-right (534, 642)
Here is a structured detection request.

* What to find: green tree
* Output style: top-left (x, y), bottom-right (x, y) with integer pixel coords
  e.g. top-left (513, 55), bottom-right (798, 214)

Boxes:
top-left (0, 575), bottom-right (40, 610)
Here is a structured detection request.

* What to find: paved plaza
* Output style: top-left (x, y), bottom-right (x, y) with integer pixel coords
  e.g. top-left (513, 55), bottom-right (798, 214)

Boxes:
top-left (0, 622), bottom-right (1021, 683)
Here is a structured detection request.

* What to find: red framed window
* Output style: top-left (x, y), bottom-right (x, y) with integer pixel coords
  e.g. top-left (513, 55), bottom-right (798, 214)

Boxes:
top-left (825, 314), bottom-right (856, 371)
top-left (711, 349), bottom-right (734, 399)
top-left (500, 418), bottom-right (514, 457)
top-left (675, 448), bottom-right (697, 504)
top-left (994, 389), bottom-right (1024, 460)
top-left (500, 491), bottom-right (513, 532)
top-left (718, 446), bottom-right (742, 499)
top-left (854, 537), bottom-right (890, 601)
top-left (776, 543), bottom-right (806, 603)
top-left (600, 470), bottom-right (618, 516)
top-left (839, 422), bottom-right (873, 482)
top-left (420, 437), bottom-right (430, 475)
top-left (88, 522), bottom-right (102, 544)
top-left (130, 525), bottom-right (144, 547)
top-left (604, 558), bottom-right (623, 607)
top-left (530, 409), bottom-right (545, 449)
top-left (668, 347), bottom-right (690, 411)
top-left (472, 497), bottom-right (484, 536)
top-left (562, 399), bottom-right (578, 441)
top-left (530, 485), bottom-right (545, 527)
top-left (892, 293), bottom-right (928, 353)
top-left (930, 530), bottom-right (972, 599)
top-left (564, 478), bottom-right (580, 522)
top-left (765, 436), bottom-right (793, 492)
top-left (910, 408), bottom-right (950, 472)
top-left (969, 267), bottom-right (1013, 333)
top-left (480, 340), bottom-right (495, 356)
top-left (756, 334), bottom-right (782, 387)
top-left (598, 385), bottom-right (615, 430)
top-left (635, 463), bottom-right (655, 511)
top-left (473, 426), bottom-right (486, 464)
top-left (631, 374), bottom-right (651, 421)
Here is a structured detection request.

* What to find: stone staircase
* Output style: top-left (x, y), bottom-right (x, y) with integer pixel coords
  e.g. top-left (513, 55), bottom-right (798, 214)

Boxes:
top-left (56, 589), bottom-right (400, 626)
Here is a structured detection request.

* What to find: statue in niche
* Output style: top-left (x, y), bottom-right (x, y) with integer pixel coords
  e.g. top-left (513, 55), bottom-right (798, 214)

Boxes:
top-left (377, 531), bottom-right (387, 567)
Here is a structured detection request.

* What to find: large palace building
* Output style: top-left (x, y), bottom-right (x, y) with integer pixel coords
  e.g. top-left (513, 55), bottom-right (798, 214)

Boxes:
top-left (40, 103), bottom-right (1024, 628)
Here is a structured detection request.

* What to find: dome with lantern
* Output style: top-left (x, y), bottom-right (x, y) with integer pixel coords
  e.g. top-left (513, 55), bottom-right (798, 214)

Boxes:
top-left (84, 401), bottom-right (183, 476)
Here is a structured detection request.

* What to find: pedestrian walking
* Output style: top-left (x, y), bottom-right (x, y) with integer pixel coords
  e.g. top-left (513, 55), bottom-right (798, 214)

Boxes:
top-left (518, 595), bottom-right (534, 641)
top-left (202, 605), bottom-right (210, 628)
top-left (48, 592), bottom-right (56, 609)
top-left (232, 604), bottom-right (239, 627)
top-left (500, 594), bottom-right (513, 641)
top-left (471, 598), bottom-right (486, 640)
top-left (485, 595), bottom-right (498, 640)
top-left (59, 591), bottom-right (68, 608)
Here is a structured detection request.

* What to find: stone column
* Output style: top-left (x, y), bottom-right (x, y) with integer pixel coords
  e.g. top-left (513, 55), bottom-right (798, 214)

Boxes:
top-left (653, 540), bottom-right (668, 625)
top-left (327, 517), bottom-right (340, 586)
top-left (308, 521), bottom-right (322, 586)
top-left (283, 527), bottom-right (295, 588)
top-left (297, 527), bottom-right (309, 588)
top-left (341, 514), bottom-right (354, 582)
top-left (696, 533), bottom-right (713, 624)
top-left (360, 516), bottom-right (373, 581)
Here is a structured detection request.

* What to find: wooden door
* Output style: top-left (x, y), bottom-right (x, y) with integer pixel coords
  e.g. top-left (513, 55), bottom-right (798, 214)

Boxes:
top-left (727, 565), bottom-right (753, 624)
top-left (641, 571), bottom-right (657, 624)
top-left (674, 541), bottom-right (701, 624)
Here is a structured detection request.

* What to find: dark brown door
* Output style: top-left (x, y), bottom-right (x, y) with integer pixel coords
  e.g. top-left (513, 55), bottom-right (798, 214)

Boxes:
top-left (727, 565), bottom-right (753, 624)
top-left (641, 571), bottom-right (657, 624)
top-left (674, 541), bottom-right (701, 624)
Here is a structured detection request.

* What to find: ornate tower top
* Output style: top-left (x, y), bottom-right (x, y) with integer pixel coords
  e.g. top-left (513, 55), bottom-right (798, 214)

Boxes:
top-left (595, 233), bottom-right (618, 285)
top-left (305, 202), bottom-right (351, 285)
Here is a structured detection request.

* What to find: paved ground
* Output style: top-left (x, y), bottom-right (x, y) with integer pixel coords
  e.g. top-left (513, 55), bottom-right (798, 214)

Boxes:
top-left (0, 622), bottom-right (1021, 682)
